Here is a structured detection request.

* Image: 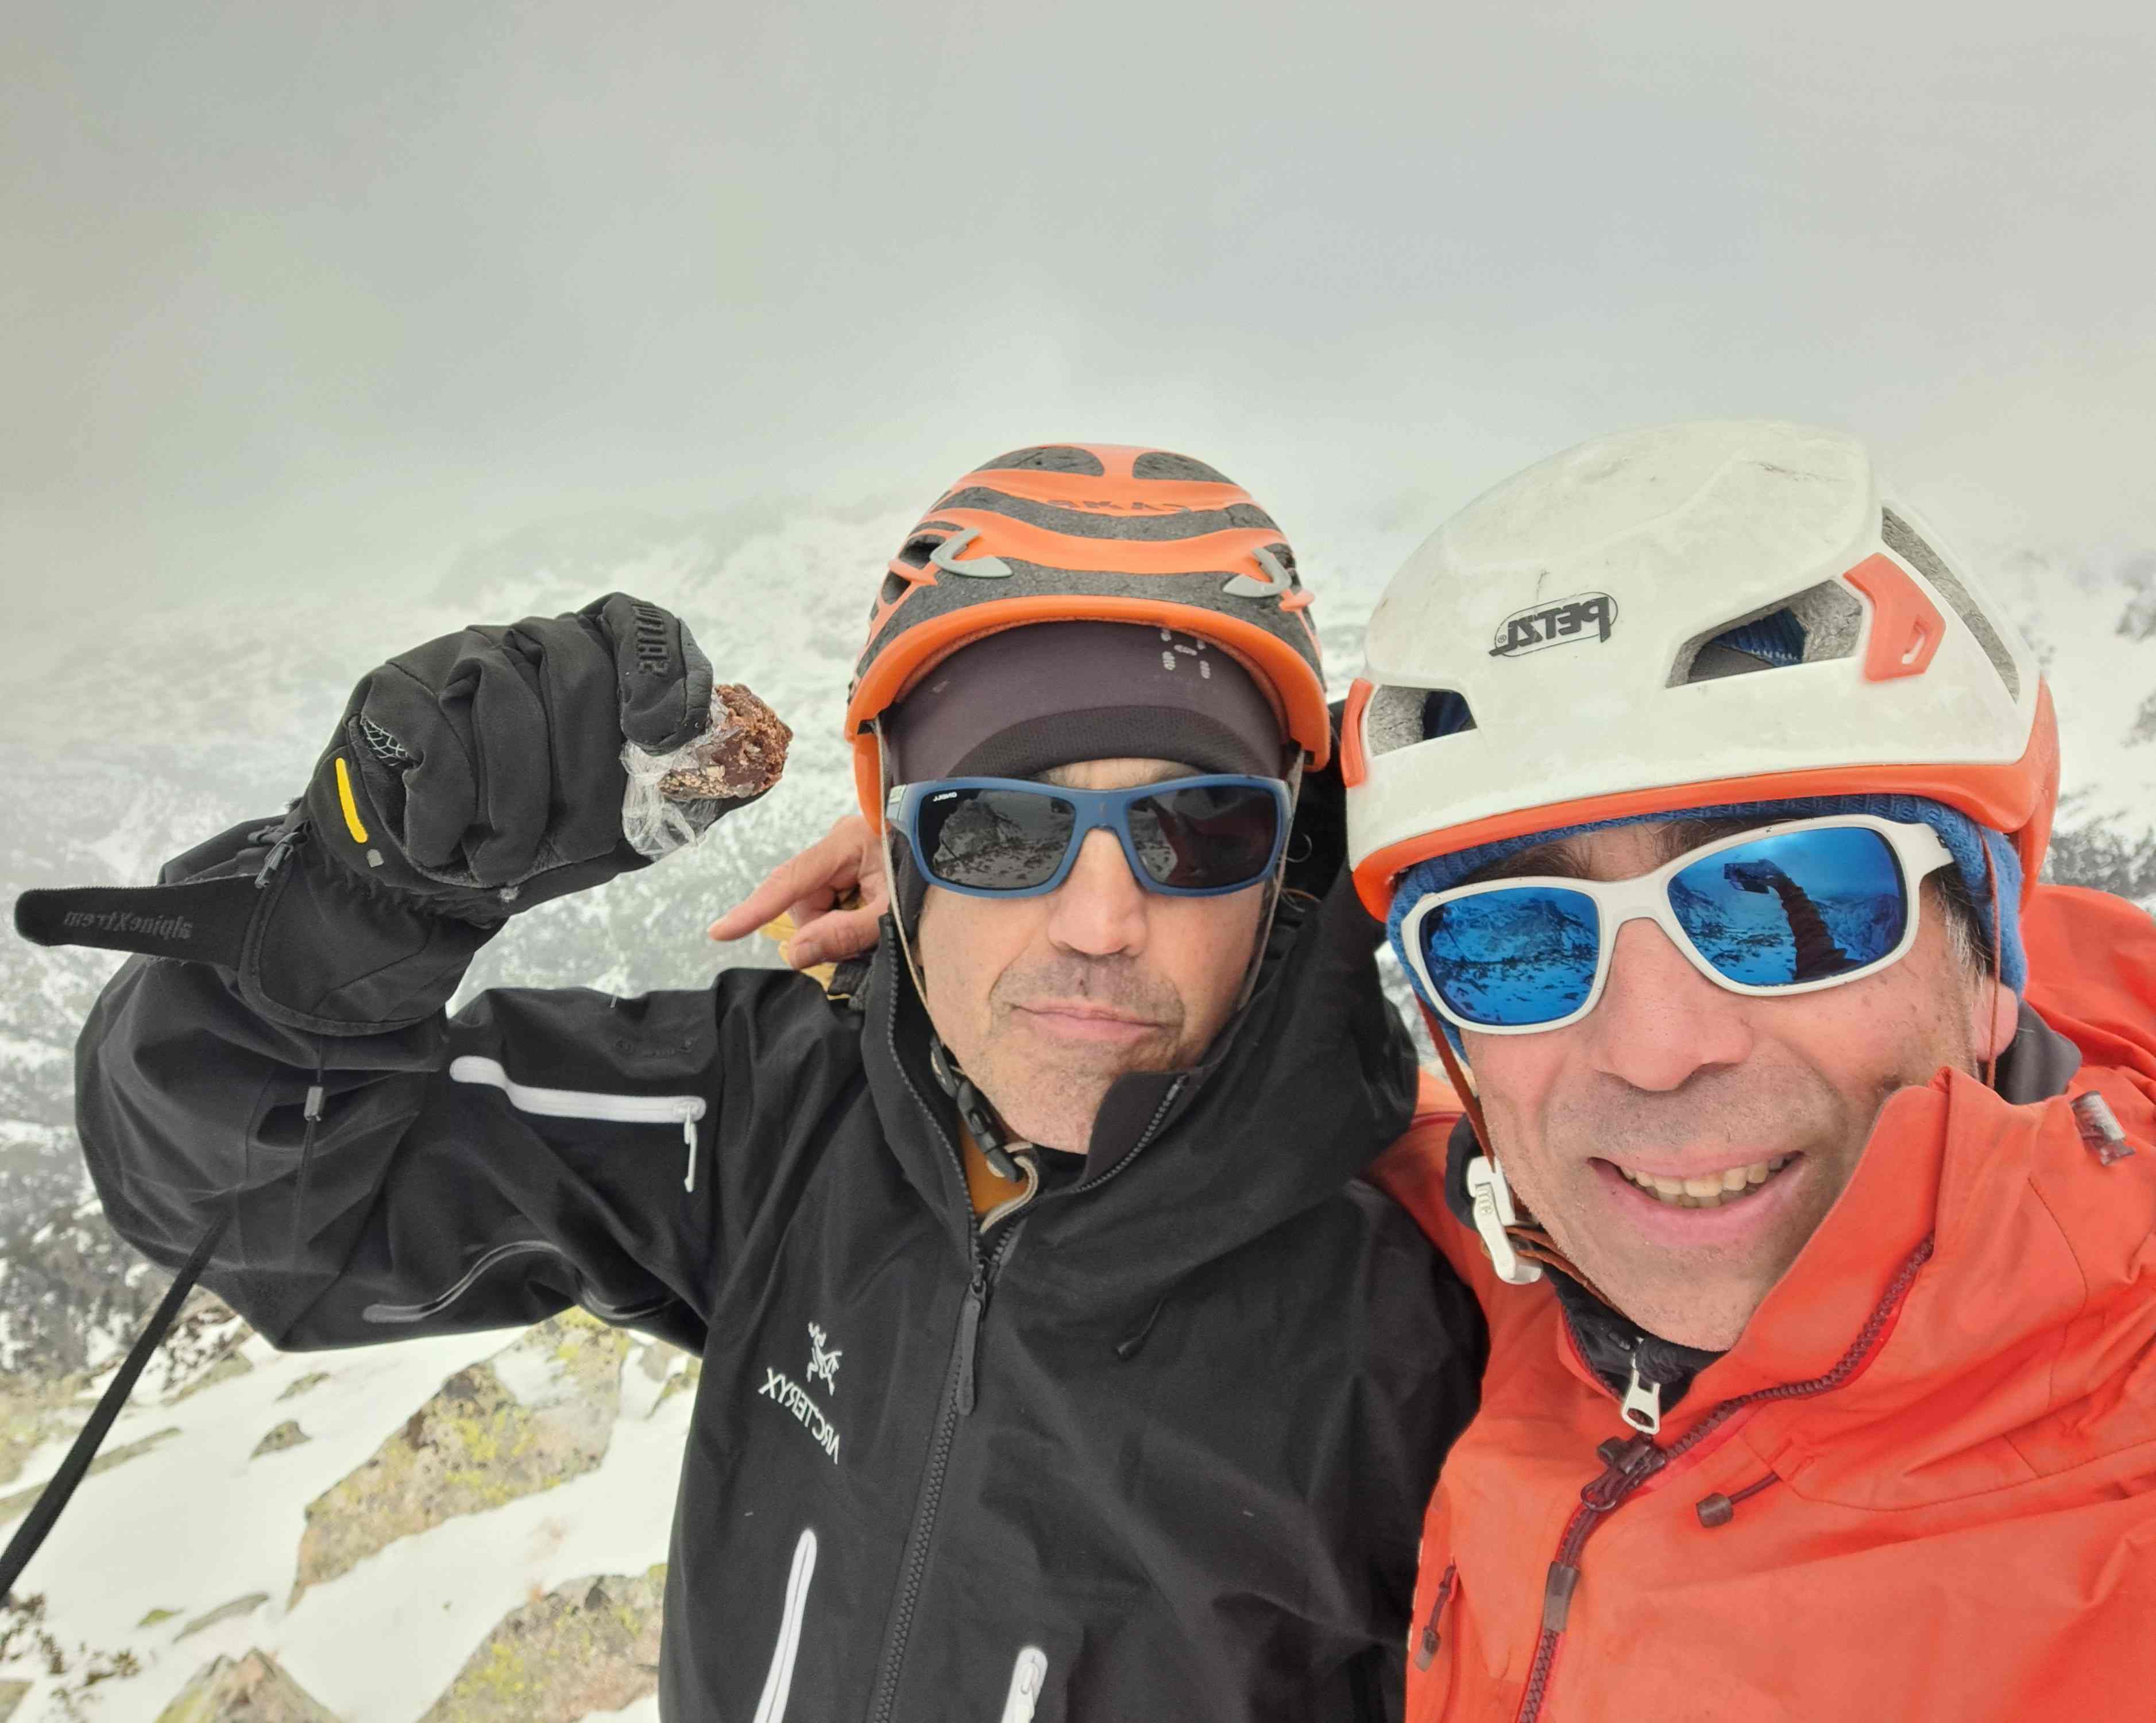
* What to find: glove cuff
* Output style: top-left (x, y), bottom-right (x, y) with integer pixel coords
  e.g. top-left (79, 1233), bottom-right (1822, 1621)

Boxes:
top-left (15, 817), bottom-right (496, 1036)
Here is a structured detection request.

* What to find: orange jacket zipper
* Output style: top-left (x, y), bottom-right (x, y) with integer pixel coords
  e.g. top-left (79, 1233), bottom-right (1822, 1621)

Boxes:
top-left (1512, 1235), bottom-right (1933, 1723)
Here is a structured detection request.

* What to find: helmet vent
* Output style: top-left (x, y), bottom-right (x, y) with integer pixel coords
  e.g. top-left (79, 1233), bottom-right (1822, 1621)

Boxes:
top-left (880, 532), bottom-right (948, 607)
top-left (1669, 582), bottom-right (1864, 686)
top-left (979, 445), bottom-right (1106, 476)
top-left (1364, 685), bottom-right (1477, 758)
top-left (1881, 509), bottom-right (2019, 700)
top-left (1133, 450), bottom-right (1233, 484)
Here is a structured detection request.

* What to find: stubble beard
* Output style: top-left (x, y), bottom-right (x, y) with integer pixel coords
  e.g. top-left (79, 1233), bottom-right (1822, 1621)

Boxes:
top-left (968, 957), bottom-right (1190, 1153)
top-left (1513, 1063), bottom-right (1870, 1351)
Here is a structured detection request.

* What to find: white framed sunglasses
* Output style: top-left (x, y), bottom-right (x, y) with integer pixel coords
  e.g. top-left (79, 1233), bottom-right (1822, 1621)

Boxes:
top-left (1397, 815), bottom-right (1957, 1036)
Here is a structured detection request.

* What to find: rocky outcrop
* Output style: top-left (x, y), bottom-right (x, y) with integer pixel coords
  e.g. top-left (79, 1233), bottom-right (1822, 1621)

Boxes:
top-left (167, 1350), bottom-right (252, 1404)
top-left (251, 1419), bottom-right (311, 1458)
top-left (647, 1345), bottom-right (698, 1415)
top-left (176, 1593), bottom-right (270, 1639)
top-left (0, 1377), bottom-right (68, 1492)
top-left (415, 1566), bottom-right (666, 1723)
top-left (154, 1650), bottom-right (340, 1723)
top-left (288, 1312), bottom-right (629, 1608)
top-left (622, 1339), bottom-right (696, 1421)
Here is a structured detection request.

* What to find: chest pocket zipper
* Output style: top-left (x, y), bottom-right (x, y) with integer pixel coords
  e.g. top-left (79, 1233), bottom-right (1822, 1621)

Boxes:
top-left (1413, 1560), bottom-right (1458, 1671)
top-left (449, 1054), bottom-right (709, 1191)
top-left (998, 1646), bottom-right (1049, 1723)
top-left (752, 1528), bottom-right (818, 1723)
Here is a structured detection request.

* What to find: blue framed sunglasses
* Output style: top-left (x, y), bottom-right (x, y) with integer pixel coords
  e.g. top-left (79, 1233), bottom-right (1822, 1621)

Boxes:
top-left (1397, 816), bottom-right (1957, 1034)
top-left (885, 775), bottom-right (1290, 898)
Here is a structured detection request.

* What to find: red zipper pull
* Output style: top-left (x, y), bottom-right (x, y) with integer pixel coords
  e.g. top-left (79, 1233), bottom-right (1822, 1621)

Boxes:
top-left (1542, 1434), bottom-right (1663, 1631)
top-left (1581, 1433), bottom-right (1662, 1509)
top-left (1413, 1561), bottom-right (1458, 1670)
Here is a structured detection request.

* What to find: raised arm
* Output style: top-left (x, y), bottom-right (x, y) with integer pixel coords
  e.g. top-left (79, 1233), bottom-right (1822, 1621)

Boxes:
top-left (44, 594), bottom-right (855, 1353)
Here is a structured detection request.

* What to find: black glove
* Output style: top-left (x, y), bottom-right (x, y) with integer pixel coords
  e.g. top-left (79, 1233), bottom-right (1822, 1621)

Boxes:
top-left (17, 594), bottom-right (736, 1036)
top-left (309, 592), bottom-right (716, 921)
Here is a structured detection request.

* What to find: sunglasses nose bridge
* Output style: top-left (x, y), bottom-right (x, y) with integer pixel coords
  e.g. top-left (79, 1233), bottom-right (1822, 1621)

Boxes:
top-left (1596, 876), bottom-right (1735, 1000)
top-left (1071, 794), bottom-right (1125, 844)
top-left (1597, 874), bottom-right (1675, 943)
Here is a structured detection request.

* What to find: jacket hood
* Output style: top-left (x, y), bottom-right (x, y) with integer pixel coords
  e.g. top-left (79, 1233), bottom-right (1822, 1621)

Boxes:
top-left (859, 873), bottom-right (1420, 1289)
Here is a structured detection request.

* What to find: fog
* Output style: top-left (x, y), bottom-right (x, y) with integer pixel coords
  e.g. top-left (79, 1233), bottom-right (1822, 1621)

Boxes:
top-left (5, 1), bottom-right (2152, 631)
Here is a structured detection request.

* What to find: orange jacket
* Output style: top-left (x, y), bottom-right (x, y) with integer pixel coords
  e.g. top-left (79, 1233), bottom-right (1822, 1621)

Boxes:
top-left (1374, 884), bottom-right (2156, 1722)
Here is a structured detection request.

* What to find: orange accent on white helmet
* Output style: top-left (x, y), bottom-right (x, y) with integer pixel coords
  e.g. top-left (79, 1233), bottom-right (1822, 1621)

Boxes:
top-left (1343, 420), bottom-right (2058, 920)
top-left (843, 443), bottom-right (1330, 825)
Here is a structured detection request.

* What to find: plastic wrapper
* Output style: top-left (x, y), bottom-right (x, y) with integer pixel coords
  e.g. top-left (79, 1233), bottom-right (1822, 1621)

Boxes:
top-left (621, 683), bottom-right (793, 859)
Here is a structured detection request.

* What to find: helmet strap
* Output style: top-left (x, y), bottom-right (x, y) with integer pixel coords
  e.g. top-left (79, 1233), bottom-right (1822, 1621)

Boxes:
top-left (1981, 838), bottom-right (2006, 1092)
top-left (873, 716), bottom-right (932, 1009)
top-left (1426, 1005), bottom-right (1616, 1300)
top-left (1230, 752), bottom-right (1304, 1015)
top-left (875, 716), bottom-right (1034, 1180)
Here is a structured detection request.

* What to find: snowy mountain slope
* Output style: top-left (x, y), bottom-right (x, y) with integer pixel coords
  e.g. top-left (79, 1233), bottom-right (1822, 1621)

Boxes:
top-left (0, 1318), bottom-right (689, 1722)
top-left (1991, 542), bottom-right (2156, 900)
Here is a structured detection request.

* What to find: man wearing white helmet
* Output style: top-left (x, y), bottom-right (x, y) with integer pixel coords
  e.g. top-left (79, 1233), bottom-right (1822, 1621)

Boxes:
top-left (1346, 421), bottom-right (2156, 1721)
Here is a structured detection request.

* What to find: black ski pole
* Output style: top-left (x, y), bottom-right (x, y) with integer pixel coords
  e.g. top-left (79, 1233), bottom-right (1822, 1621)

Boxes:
top-left (0, 1208), bottom-right (231, 1600)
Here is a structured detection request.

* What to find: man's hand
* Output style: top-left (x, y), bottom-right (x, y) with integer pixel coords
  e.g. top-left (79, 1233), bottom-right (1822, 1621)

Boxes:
top-left (307, 593), bottom-right (719, 921)
top-left (710, 814), bottom-right (887, 970)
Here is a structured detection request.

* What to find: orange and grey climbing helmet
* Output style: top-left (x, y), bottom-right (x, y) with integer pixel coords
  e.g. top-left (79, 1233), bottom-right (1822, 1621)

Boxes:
top-left (843, 443), bottom-right (1329, 824)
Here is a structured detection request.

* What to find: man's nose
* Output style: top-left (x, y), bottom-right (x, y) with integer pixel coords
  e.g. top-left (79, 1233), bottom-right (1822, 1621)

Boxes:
top-left (1044, 826), bottom-right (1149, 956)
top-left (1581, 915), bottom-right (1754, 1091)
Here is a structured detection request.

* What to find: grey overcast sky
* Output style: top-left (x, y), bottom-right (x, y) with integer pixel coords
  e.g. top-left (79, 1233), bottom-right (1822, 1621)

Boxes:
top-left (5, 1), bottom-right (2153, 611)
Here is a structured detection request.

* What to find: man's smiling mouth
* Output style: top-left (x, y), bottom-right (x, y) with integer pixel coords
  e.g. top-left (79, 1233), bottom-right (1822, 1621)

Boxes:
top-left (1612, 1155), bottom-right (1798, 1210)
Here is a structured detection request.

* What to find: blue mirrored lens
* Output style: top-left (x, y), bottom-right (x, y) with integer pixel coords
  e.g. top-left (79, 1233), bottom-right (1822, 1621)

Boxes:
top-left (1670, 826), bottom-right (1904, 986)
top-left (1420, 887), bottom-right (1602, 1026)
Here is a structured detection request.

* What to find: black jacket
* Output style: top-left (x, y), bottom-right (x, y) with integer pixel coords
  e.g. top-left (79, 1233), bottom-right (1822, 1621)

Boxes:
top-left (75, 821), bottom-right (1483, 1721)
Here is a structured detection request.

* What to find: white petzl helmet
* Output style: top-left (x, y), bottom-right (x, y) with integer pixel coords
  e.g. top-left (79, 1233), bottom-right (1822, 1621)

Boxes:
top-left (1343, 420), bottom-right (2060, 920)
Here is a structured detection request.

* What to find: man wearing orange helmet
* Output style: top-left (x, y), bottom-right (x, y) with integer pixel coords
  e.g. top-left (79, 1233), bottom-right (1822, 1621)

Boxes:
top-left (1342, 422), bottom-right (2156, 1721)
top-left (42, 445), bottom-right (1483, 1720)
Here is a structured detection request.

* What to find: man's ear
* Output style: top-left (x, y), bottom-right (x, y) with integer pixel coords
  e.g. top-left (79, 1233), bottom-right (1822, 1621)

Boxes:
top-left (1974, 976), bottom-right (2018, 1063)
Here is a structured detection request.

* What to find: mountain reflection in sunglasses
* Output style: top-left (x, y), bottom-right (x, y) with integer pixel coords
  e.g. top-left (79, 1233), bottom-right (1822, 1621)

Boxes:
top-left (887, 775), bottom-right (1290, 899)
top-left (1398, 817), bottom-right (1957, 1034)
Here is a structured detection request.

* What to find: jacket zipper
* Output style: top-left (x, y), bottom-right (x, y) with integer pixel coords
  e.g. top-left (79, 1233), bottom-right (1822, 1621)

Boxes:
top-left (751, 1527), bottom-right (818, 1723)
top-left (997, 1645), bottom-right (1049, 1723)
top-left (1512, 1235), bottom-right (1934, 1723)
top-left (866, 970), bottom-right (1176, 1718)
top-left (1054, 1075), bottom-right (1188, 1202)
top-left (869, 996), bottom-right (1041, 1723)
top-left (865, 1220), bottom-right (1026, 1722)
top-left (447, 1054), bottom-right (708, 1191)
